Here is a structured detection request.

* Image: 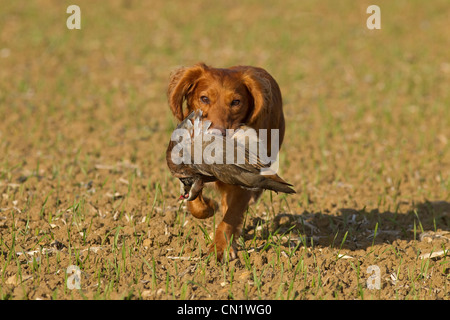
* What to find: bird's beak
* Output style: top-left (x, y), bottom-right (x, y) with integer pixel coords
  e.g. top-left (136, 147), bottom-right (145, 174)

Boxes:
top-left (178, 194), bottom-right (189, 201)
top-left (179, 181), bottom-right (190, 201)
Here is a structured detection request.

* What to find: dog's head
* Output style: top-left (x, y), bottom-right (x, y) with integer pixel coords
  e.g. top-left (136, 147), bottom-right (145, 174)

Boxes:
top-left (167, 63), bottom-right (274, 133)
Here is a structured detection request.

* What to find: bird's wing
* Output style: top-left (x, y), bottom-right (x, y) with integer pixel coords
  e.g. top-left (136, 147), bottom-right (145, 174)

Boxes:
top-left (202, 120), bottom-right (212, 132)
top-left (232, 130), bottom-right (271, 171)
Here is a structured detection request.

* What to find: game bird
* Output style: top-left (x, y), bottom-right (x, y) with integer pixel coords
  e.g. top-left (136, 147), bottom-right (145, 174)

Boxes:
top-left (166, 110), bottom-right (295, 201)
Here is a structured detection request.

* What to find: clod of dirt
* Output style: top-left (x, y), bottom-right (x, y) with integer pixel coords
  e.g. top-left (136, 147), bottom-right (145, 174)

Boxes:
top-left (50, 240), bottom-right (67, 250)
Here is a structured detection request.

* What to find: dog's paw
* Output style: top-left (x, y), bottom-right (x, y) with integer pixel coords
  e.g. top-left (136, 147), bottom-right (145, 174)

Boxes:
top-left (208, 241), bottom-right (237, 262)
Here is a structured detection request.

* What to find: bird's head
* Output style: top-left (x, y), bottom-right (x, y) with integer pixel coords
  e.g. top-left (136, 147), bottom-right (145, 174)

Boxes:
top-left (178, 176), bottom-right (204, 201)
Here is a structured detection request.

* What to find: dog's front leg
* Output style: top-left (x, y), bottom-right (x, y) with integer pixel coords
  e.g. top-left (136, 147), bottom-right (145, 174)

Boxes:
top-left (186, 190), bottom-right (217, 219)
top-left (209, 182), bottom-right (253, 261)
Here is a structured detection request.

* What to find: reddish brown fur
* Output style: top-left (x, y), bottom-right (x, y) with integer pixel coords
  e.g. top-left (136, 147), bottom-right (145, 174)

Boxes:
top-left (167, 63), bottom-right (285, 260)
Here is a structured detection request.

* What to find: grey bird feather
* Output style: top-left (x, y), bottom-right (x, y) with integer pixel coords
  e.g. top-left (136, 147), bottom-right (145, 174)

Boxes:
top-left (166, 110), bottom-right (295, 201)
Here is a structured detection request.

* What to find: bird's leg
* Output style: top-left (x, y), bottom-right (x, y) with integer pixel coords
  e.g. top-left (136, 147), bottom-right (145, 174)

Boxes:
top-left (209, 182), bottom-right (253, 261)
top-left (186, 189), bottom-right (217, 219)
top-left (186, 179), bottom-right (204, 201)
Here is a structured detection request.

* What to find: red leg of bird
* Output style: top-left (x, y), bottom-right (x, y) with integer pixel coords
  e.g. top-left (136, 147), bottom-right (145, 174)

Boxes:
top-left (209, 182), bottom-right (253, 261)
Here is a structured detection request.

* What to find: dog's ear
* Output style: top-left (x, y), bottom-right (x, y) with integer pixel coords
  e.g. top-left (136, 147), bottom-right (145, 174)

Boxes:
top-left (241, 67), bottom-right (275, 127)
top-left (167, 63), bottom-right (207, 121)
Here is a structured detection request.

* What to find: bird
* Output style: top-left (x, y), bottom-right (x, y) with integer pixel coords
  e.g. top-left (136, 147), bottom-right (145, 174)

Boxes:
top-left (166, 110), bottom-right (295, 201)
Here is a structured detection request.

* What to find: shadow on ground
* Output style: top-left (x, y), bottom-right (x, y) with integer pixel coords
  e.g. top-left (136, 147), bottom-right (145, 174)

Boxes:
top-left (244, 201), bottom-right (450, 251)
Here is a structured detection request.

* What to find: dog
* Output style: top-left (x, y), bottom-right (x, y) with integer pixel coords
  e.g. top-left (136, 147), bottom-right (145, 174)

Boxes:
top-left (167, 63), bottom-right (286, 261)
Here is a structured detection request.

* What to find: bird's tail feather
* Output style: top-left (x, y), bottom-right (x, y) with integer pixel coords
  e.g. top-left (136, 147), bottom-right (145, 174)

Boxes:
top-left (262, 174), bottom-right (296, 194)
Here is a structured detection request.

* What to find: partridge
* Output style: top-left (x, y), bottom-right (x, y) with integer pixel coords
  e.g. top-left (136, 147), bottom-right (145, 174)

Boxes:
top-left (166, 110), bottom-right (295, 201)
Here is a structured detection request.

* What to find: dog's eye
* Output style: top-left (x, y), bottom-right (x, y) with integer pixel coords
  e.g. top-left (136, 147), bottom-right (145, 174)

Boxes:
top-left (200, 96), bottom-right (210, 104)
top-left (231, 99), bottom-right (240, 107)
